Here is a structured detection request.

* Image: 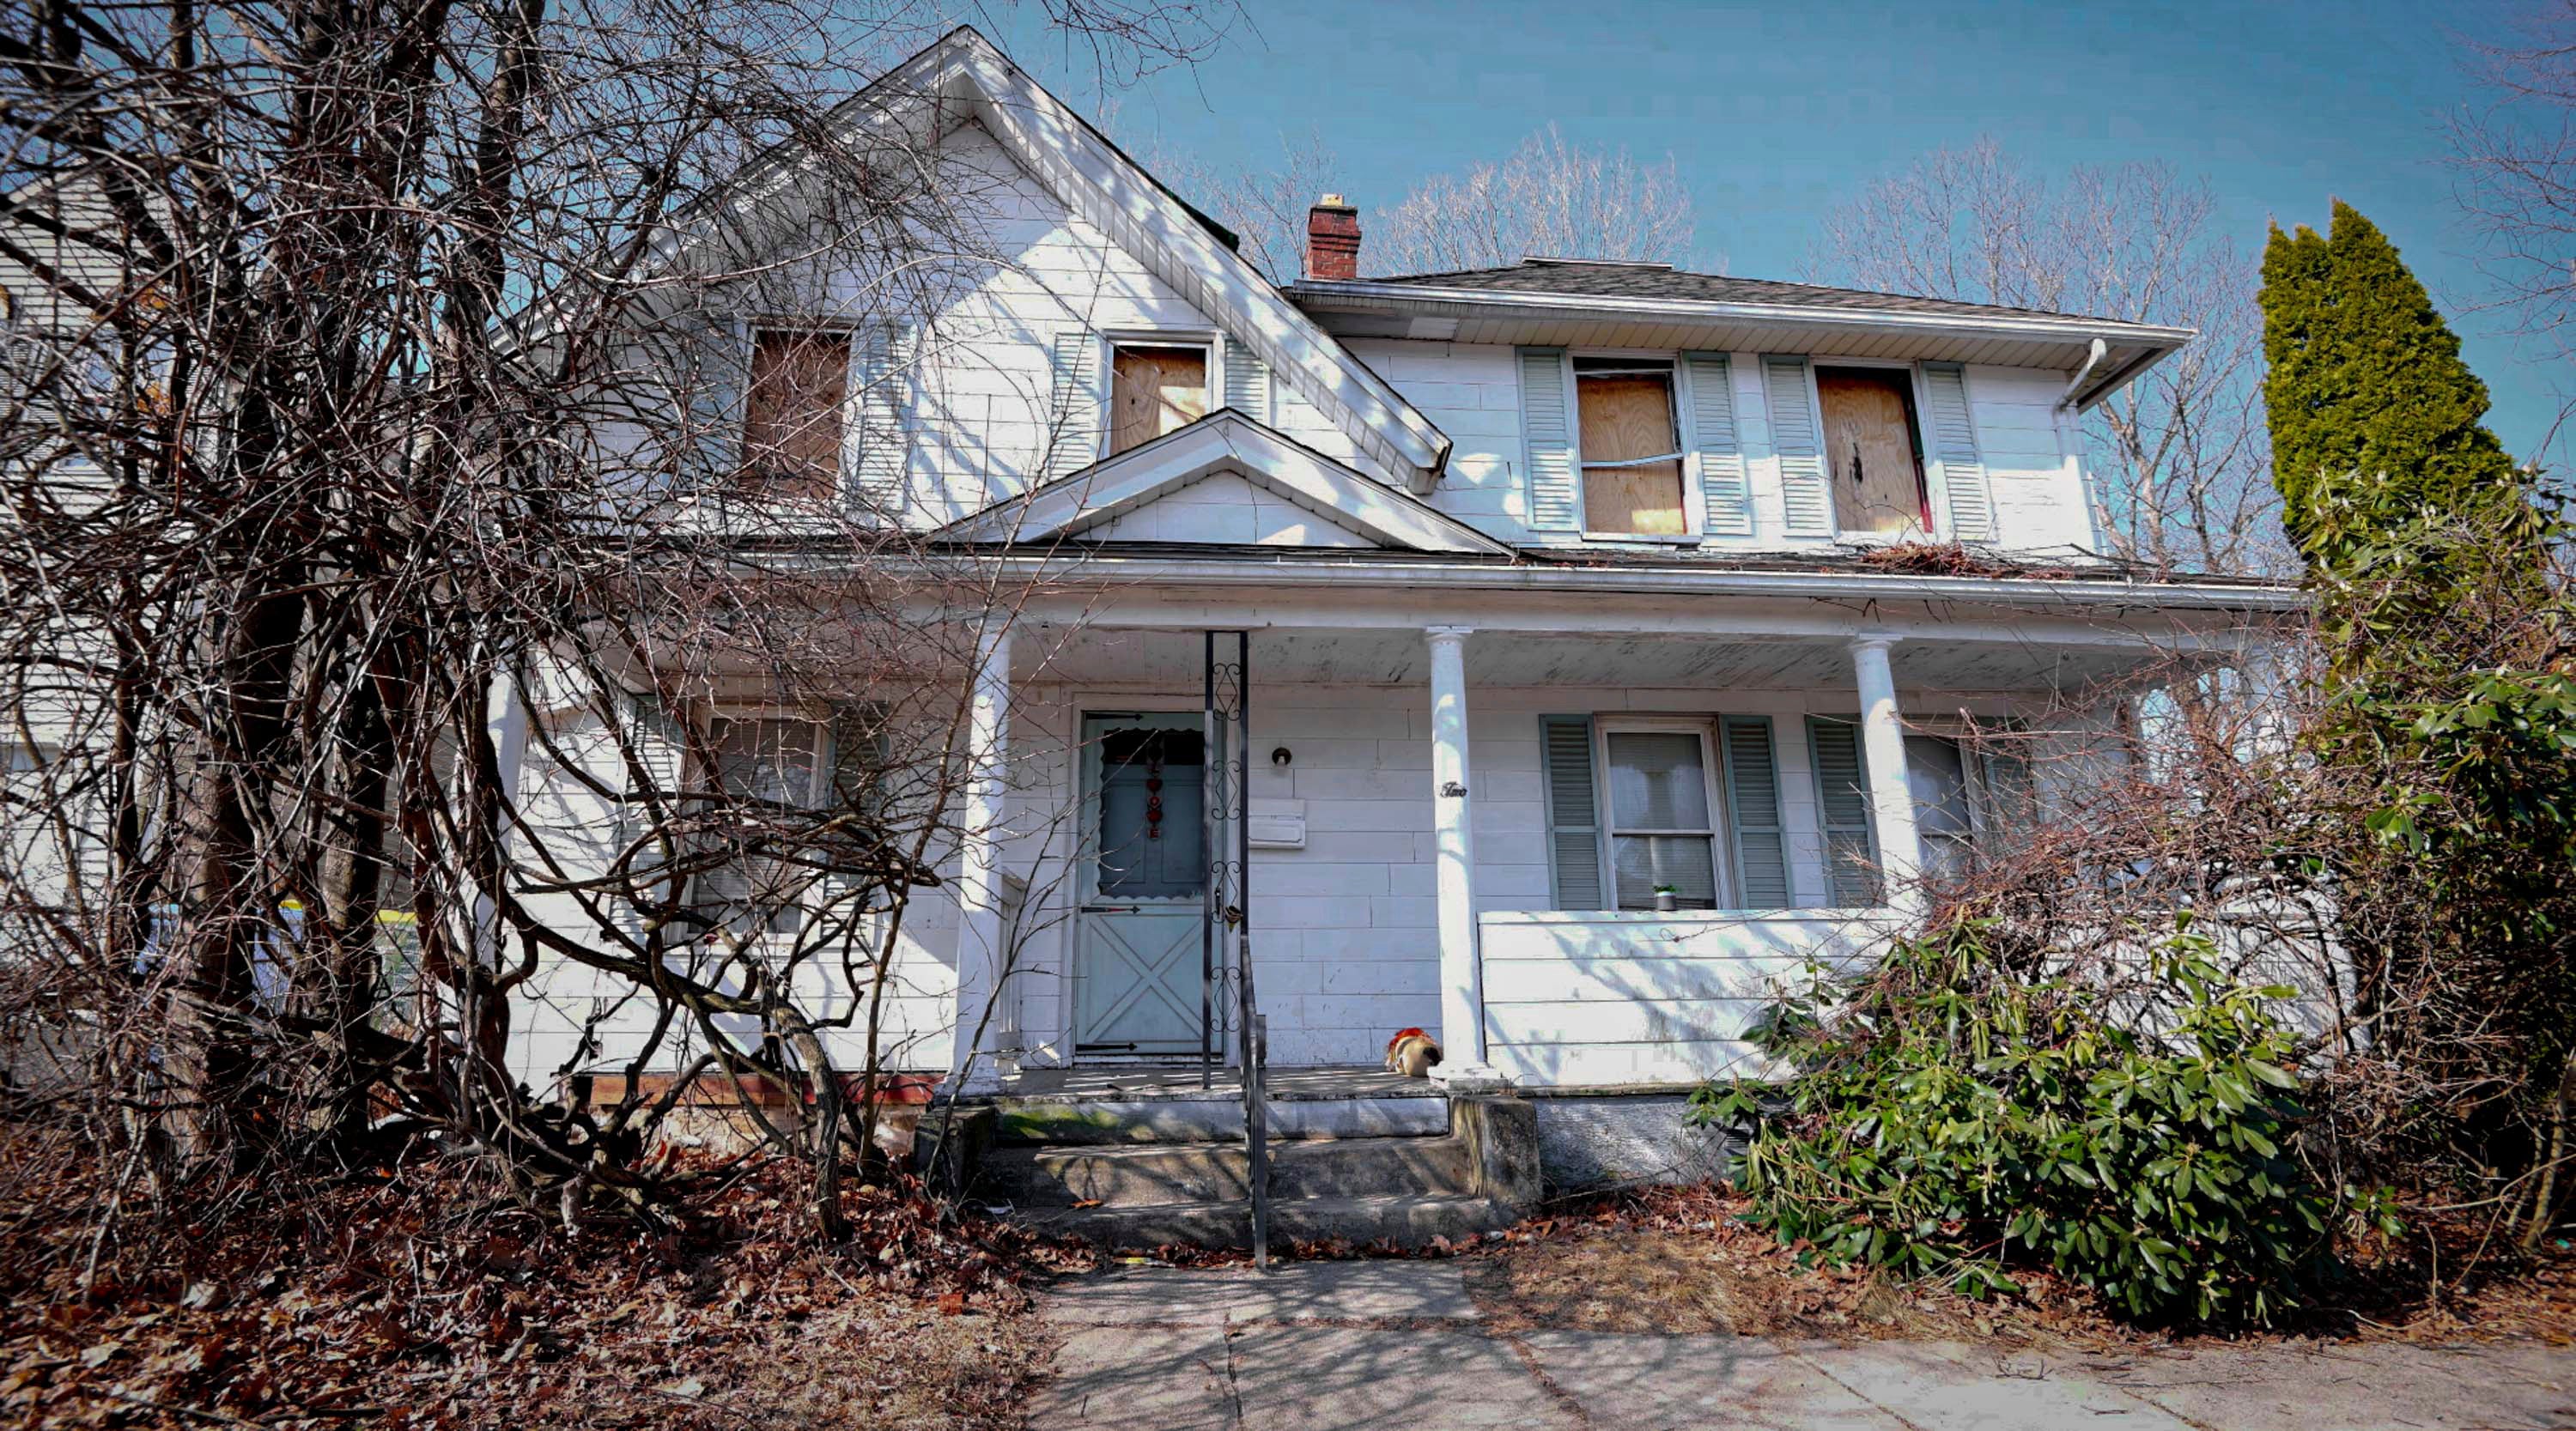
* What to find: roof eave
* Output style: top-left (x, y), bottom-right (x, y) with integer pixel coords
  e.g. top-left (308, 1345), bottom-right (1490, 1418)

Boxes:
top-left (1285, 277), bottom-right (2194, 402)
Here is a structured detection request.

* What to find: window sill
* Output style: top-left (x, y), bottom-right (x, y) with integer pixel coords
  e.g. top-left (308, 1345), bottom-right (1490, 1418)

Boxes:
top-left (1477, 907), bottom-right (1898, 925)
top-left (1579, 531), bottom-right (1705, 546)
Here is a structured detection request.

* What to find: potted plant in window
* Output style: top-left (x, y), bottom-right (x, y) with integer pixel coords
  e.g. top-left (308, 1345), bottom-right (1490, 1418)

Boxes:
top-left (1652, 883), bottom-right (1679, 913)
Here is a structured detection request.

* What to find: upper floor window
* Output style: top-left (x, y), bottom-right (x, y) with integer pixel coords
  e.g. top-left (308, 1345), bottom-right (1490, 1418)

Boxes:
top-left (1574, 357), bottom-right (1686, 536)
top-left (1109, 342), bottom-right (1208, 455)
top-left (1814, 365), bottom-right (1929, 538)
top-left (741, 325), bottom-right (850, 500)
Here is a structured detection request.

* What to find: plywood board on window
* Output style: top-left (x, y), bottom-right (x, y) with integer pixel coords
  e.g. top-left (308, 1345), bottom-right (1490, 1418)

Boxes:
top-left (1577, 373), bottom-right (1684, 534)
top-left (1816, 367), bottom-right (1927, 537)
top-left (1109, 344), bottom-right (1208, 455)
top-left (741, 328), bottom-right (850, 500)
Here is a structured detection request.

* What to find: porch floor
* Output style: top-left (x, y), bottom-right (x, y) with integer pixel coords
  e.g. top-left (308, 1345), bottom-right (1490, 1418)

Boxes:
top-left (992, 1064), bottom-right (1431, 1103)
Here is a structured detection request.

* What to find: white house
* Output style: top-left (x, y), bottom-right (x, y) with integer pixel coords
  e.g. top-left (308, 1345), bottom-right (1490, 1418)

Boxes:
top-left (493, 26), bottom-right (2299, 1120)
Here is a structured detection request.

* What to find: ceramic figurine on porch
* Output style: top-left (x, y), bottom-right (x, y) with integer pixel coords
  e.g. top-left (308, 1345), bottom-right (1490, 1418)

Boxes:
top-left (1384, 1028), bottom-right (1442, 1077)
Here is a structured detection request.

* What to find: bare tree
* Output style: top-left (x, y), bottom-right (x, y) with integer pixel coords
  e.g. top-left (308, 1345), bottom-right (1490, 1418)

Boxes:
top-left (1373, 124), bottom-right (1697, 276)
top-left (0, 0), bottom-right (1222, 1248)
top-left (2450, 1), bottom-right (2576, 471)
top-left (1813, 140), bottom-right (2286, 576)
top-left (1165, 123), bottom-right (1698, 282)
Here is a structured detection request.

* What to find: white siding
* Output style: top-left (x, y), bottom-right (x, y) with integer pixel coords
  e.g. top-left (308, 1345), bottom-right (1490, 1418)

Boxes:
top-left (1342, 336), bottom-right (2101, 556)
top-left (1082, 470), bottom-right (1379, 547)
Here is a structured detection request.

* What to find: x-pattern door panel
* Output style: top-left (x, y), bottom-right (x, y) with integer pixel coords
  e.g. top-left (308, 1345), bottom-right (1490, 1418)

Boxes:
top-left (1074, 712), bottom-right (1209, 1056)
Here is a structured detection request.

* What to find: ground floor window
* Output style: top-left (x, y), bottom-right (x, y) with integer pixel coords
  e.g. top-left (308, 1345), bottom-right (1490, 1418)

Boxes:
top-left (1540, 713), bottom-right (1789, 913)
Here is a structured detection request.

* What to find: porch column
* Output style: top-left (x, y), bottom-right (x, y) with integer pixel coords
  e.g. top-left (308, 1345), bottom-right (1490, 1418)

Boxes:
top-left (1425, 625), bottom-right (1495, 1081)
top-left (1849, 636), bottom-right (1925, 915)
top-left (951, 620), bottom-right (1012, 1090)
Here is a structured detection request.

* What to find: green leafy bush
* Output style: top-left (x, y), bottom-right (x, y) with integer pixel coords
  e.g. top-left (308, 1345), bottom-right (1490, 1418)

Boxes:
top-left (1692, 919), bottom-right (2394, 1325)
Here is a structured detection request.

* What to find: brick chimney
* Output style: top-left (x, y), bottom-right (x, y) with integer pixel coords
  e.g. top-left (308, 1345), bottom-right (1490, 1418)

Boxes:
top-left (1305, 193), bottom-right (1360, 281)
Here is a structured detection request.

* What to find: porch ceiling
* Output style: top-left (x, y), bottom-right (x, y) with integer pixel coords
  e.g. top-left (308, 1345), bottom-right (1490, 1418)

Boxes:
top-left (1015, 624), bottom-right (2171, 696)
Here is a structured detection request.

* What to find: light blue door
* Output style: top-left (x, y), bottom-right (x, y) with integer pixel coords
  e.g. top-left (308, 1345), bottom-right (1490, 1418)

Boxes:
top-left (1074, 713), bottom-right (1209, 1056)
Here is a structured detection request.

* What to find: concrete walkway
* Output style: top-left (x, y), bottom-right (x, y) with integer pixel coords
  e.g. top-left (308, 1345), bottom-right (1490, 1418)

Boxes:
top-left (1029, 1261), bottom-right (2576, 1430)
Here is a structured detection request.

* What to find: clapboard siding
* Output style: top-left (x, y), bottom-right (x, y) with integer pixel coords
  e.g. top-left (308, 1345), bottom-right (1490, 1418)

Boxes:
top-left (1478, 909), bottom-right (1885, 1086)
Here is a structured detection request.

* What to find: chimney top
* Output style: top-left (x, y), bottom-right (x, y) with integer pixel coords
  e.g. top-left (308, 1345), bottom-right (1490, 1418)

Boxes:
top-left (1306, 195), bottom-right (1361, 281)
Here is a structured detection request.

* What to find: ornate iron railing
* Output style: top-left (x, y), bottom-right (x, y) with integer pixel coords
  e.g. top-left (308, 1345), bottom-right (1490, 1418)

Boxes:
top-left (1203, 629), bottom-right (1267, 1267)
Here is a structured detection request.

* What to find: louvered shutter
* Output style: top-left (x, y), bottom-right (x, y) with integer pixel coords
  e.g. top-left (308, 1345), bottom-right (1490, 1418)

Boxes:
top-left (1764, 356), bottom-right (1832, 537)
top-left (1221, 332), bottom-right (1271, 424)
top-left (847, 323), bottom-right (911, 517)
top-left (1683, 353), bottom-right (1753, 537)
top-left (1806, 717), bottom-right (1880, 907)
top-left (1540, 715), bottom-right (1603, 909)
top-left (1919, 363), bottom-right (1994, 543)
top-left (1518, 347), bottom-right (1579, 531)
top-left (1043, 329), bottom-right (1105, 480)
top-left (1719, 715), bottom-right (1790, 909)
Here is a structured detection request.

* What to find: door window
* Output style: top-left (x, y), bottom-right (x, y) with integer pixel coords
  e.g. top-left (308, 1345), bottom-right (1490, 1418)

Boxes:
top-left (1095, 726), bottom-right (1206, 900)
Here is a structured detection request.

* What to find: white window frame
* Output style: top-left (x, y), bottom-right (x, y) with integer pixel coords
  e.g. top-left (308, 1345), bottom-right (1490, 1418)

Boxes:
top-left (1803, 356), bottom-right (1947, 546)
top-left (1099, 331), bottom-right (1219, 462)
top-left (1568, 349), bottom-right (1704, 543)
top-left (1593, 718), bottom-right (1730, 911)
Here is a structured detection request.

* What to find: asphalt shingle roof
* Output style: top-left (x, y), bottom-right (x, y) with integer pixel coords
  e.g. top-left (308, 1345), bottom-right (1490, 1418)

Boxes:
top-left (1352, 258), bottom-right (2128, 325)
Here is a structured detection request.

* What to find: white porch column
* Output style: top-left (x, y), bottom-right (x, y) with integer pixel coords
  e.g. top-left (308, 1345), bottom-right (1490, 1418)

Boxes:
top-left (1425, 625), bottom-right (1497, 1082)
top-left (1849, 635), bottom-right (1925, 915)
top-left (951, 621), bottom-right (1012, 1090)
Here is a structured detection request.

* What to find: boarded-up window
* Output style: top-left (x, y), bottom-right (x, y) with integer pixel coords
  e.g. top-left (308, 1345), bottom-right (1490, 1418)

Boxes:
top-left (1815, 367), bottom-right (1929, 537)
top-left (1574, 359), bottom-right (1685, 535)
top-left (741, 327), bottom-right (850, 499)
top-left (1109, 343), bottom-right (1208, 455)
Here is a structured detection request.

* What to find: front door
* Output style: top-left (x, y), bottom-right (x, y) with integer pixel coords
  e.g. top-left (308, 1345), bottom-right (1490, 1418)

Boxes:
top-left (1073, 713), bottom-right (1208, 1057)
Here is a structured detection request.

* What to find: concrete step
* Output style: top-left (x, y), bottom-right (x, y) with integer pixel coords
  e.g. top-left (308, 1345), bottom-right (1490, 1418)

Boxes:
top-left (983, 1131), bottom-right (1481, 1208)
top-left (992, 1094), bottom-right (1447, 1146)
top-left (1012, 1193), bottom-right (1516, 1252)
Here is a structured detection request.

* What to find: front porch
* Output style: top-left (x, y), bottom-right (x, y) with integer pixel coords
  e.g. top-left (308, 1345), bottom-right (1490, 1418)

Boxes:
top-left (941, 567), bottom-right (2254, 1093)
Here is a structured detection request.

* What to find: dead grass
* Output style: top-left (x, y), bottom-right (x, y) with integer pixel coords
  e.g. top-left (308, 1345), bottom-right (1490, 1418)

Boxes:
top-left (1454, 1185), bottom-right (2576, 1352)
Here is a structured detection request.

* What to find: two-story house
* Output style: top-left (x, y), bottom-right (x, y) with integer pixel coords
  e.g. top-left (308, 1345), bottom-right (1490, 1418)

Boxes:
top-left (497, 26), bottom-right (2296, 1155)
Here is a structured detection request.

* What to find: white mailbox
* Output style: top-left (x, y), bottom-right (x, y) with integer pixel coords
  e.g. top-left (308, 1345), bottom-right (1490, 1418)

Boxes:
top-left (1246, 798), bottom-right (1307, 850)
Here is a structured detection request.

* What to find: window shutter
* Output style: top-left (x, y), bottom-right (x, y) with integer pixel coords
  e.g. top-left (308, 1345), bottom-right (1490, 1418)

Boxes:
top-left (1764, 356), bottom-right (1832, 537)
top-left (1719, 715), bottom-right (1790, 909)
top-left (848, 323), bottom-right (911, 515)
top-left (1920, 362), bottom-right (1994, 543)
top-left (1806, 716), bottom-right (1880, 907)
top-left (1044, 329), bottom-right (1105, 480)
top-left (1683, 353), bottom-right (1753, 536)
top-left (1518, 347), bottom-right (1579, 531)
top-left (1540, 714), bottom-right (1603, 909)
top-left (1221, 332), bottom-right (1271, 424)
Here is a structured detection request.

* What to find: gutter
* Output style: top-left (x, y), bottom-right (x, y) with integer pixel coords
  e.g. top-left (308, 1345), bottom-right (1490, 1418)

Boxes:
top-left (1285, 277), bottom-right (2198, 354)
top-left (904, 549), bottom-right (2310, 615)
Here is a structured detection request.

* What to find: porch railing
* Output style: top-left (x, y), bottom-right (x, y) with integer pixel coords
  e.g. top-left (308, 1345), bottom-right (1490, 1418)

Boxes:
top-left (1205, 628), bottom-right (1268, 1268)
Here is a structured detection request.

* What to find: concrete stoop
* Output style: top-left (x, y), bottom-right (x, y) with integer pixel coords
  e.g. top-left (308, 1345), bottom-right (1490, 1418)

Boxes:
top-left (958, 1094), bottom-right (1540, 1251)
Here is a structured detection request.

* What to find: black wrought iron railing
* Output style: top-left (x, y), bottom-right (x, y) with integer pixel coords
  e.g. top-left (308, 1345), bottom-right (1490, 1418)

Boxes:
top-left (1204, 629), bottom-right (1267, 1268)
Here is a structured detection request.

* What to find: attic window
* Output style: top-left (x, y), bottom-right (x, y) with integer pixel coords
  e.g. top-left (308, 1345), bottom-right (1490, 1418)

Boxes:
top-left (1574, 357), bottom-right (1685, 536)
top-left (742, 326), bottom-right (850, 500)
top-left (1109, 343), bottom-right (1209, 455)
top-left (1815, 366), bottom-right (1930, 537)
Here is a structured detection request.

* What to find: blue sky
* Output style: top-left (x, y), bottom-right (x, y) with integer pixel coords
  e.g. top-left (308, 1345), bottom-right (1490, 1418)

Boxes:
top-left (996, 0), bottom-right (2564, 468)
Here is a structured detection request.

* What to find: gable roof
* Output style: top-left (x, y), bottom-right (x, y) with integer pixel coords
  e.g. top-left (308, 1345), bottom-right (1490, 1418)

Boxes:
top-left (939, 409), bottom-right (1510, 555)
top-left (787, 28), bottom-right (1454, 491)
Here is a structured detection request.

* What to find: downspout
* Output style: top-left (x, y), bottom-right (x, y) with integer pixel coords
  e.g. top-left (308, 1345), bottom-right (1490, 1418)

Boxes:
top-left (2059, 337), bottom-right (2110, 410)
